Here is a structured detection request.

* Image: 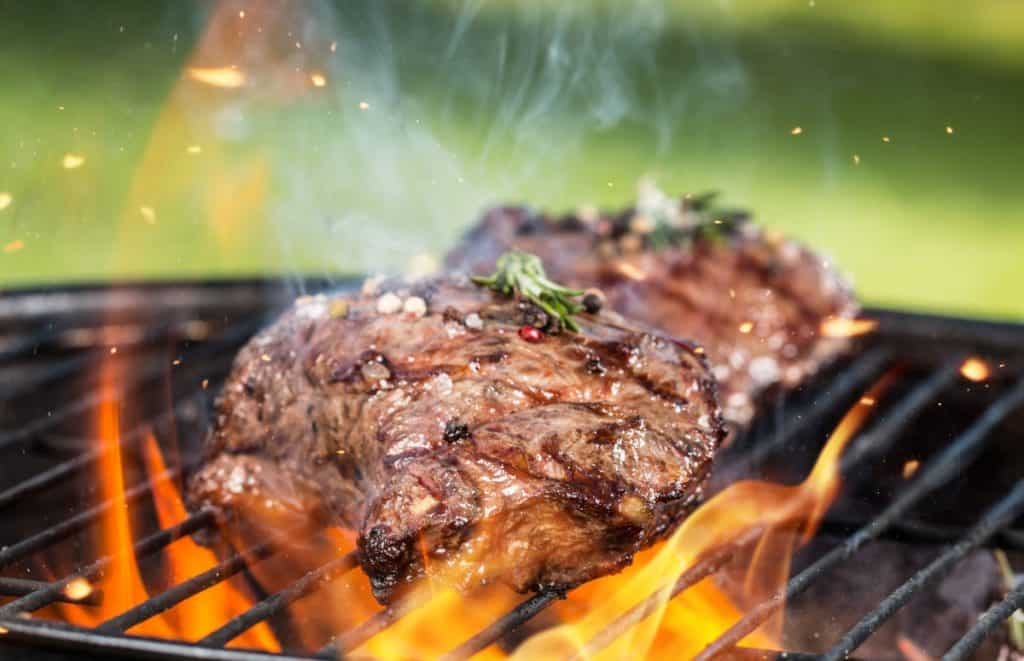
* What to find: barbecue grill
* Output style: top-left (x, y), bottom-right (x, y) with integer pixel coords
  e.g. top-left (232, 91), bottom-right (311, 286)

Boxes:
top-left (0, 279), bottom-right (1022, 660)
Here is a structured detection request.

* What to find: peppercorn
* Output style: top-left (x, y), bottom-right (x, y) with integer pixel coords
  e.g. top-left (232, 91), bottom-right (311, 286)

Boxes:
top-left (582, 292), bottom-right (603, 314)
top-left (518, 325), bottom-right (543, 342)
top-left (443, 419), bottom-right (470, 443)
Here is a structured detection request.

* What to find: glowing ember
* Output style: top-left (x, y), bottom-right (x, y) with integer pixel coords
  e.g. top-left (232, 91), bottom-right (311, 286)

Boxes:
top-left (310, 72), bottom-right (327, 87)
top-left (790, 126), bottom-right (803, 135)
top-left (62, 153), bottom-right (86, 169)
top-left (738, 321), bottom-right (754, 334)
top-left (62, 578), bottom-right (94, 602)
top-left (960, 357), bottom-right (989, 382)
top-left (0, 192), bottom-right (11, 210)
top-left (186, 66), bottom-right (246, 89)
top-left (902, 459), bottom-right (920, 479)
top-left (139, 206), bottom-right (156, 224)
top-left (860, 396), bottom-right (875, 406)
top-left (896, 634), bottom-right (935, 661)
top-left (4, 240), bottom-right (24, 254)
top-left (358, 100), bottom-right (370, 110)
top-left (820, 317), bottom-right (878, 338)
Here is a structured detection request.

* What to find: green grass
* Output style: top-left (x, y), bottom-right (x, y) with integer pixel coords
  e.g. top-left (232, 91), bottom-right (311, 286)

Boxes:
top-left (1, 0), bottom-right (1022, 320)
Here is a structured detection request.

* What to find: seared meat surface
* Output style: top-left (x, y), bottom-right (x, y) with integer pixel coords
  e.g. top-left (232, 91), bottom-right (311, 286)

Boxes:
top-left (189, 276), bottom-right (723, 603)
top-left (446, 194), bottom-right (859, 426)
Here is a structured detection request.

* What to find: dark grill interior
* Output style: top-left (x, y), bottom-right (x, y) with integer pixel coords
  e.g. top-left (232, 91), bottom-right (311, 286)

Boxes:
top-left (0, 280), bottom-right (1022, 660)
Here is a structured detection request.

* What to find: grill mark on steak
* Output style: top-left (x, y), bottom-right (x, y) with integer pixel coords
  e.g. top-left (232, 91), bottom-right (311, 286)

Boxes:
top-left (188, 276), bottom-right (723, 603)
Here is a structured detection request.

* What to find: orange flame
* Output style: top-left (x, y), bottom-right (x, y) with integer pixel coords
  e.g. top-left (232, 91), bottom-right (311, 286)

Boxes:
top-left (45, 362), bottom-right (278, 651)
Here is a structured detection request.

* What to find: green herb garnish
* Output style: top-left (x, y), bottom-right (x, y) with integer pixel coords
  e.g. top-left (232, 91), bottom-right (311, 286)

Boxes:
top-left (471, 251), bottom-right (586, 332)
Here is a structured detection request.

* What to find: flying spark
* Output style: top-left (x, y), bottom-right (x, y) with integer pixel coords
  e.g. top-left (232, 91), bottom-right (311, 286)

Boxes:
top-left (882, 136), bottom-right (891, 143)
top-left (63, 578), bottom-right (94, 602)
top-left (186, 67), bottom-right (246, 89)
top-left (186, 144), bottom-right (202, 154)
top-left (358, 101), bottom-right (370, 110)
top-left (852, 154), bottom-right (861, 165)
top-left (3, 240), bottom-right (24, 254)
top-left (0, 193), bottom-right (11, 210)
top-left (310, 72), bottom-right (326, 87)
top-left (139, 206), bottom-right (156, 224)
top-left (62, 153), bottom-right (85, 169)
top-left (738, 321), bottom-right (754, 334)
top-left (945, 126), bottom-right (954, 135)
top-left (790, 126), bottom-right (803, 135)
top-left (960, 357), bottom-right (989, 382)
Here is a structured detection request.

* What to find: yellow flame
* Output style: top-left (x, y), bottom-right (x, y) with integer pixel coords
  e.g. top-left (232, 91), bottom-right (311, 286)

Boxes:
top-left (186, 66), bottom-right (246, 88)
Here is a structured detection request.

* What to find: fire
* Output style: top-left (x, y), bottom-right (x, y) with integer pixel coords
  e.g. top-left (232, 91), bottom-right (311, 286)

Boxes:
top-left (820, 317), bottom-right (878, 338)
top-left (44, 360), bottom-right (279, 651)
top-left (960, 357), bottom-right (989, 382)
top-left (185, 66), bottom-right (246, 89)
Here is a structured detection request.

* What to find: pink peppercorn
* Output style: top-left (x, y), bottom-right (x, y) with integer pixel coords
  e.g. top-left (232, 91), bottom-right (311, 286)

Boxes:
top-left (518, 325), bottom-right (543, 342)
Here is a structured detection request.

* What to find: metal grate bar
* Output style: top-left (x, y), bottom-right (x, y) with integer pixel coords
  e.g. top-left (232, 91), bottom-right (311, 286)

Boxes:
top-left (200, 551), bottom-right (358, 648)
top-left (0, 321), bottom-right (179, 401)
top-left (819, 515), bottom-right (1024, 552)
top-left (316, 593), bottom-right (419, 657)
top-left (943, 582), bottom-right (1024, 660)
top-left (719, 347), bottom-right (891, 480)
top-left (693, 378), bottom-right (1024, 661)
top-left (96, 537), bottom-right (276, 634)
top-left (0, 389), bottom-right (207, 511)
top-left (440, 590), bottom-right (563, 661)
top-left (0, 617), bottom-right (313, 661)
top-left (824, 480), bottom-right (1024, 660)
top-left (0, 316), bottom-right (260, 450)
top-left (0, 510), bottom-right (214, 618)
top-left (0, 464), bottom-right (183, 570)
top-left (0, 577), bottom-right (102, 605)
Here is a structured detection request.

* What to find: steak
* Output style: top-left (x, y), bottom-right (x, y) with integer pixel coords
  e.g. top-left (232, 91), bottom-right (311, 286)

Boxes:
top-left (445, 190), bottom-right (859, 427)
top-left (188, 276), bottom-right (724, 603)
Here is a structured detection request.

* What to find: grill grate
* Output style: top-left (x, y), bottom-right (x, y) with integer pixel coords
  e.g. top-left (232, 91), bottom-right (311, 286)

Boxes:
top-left (0, 280), bottom-right (1022, 660)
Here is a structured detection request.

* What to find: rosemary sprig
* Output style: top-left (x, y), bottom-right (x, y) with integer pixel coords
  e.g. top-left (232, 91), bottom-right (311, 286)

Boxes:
top-left (471, 251), bottom-right (585, 332)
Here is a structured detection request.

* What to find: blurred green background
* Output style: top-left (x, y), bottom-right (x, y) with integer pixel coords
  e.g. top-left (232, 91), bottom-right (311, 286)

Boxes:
top-left (1, 0), bottom-right (1022, 319)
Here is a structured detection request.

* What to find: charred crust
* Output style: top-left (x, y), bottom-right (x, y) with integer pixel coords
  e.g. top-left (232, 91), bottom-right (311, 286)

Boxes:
top-left (442, 306), bottom-right (463, 323)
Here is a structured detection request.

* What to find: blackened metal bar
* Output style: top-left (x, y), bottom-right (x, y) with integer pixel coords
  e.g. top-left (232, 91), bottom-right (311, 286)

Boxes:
top-left (824, 480), bottom-right (1024, 660)
top-left (0, 509), bottom-right (213, 617)
top-left (838, 355), bottom-right (963, 470)
top-left (0, 320), bottom-right (177, 401)
top-left (819, 515), bottom-right (1024, 552)
top-left (0, 465), bottom-right (184, 569)
top-left (718, 347), bottom-right (890, 480)
top-left (200, 551), bottom-right (359, 648)
top-left (96, 538), bottom-right (275, 634)
top-left (440, 591), bottom-right (562, 661)
top-left (943, 582), bottom-right (1024, 661)
top-left (0, 616), bottom-right (312, 661)
top-left (0, 388), bottom-right (206, 511)
top-left (0, 316), bottom-right (259, 450)
top-left (316, 594), bottom-right (419, 657)
top-left (693, 378), bottom-right (1024, 661)
top-left (0, 577), bottom-right (102, 605)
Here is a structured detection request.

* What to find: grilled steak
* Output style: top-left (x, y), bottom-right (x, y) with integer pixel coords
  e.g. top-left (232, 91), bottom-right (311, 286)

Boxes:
top-left (188, 276), bottom-right (724, 603)
top-left (446, 191), bottom-right (859, 426)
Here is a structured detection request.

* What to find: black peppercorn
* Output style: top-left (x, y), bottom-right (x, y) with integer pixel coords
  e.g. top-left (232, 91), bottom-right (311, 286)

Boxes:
top-left (582, 292), bottom-right (603, 314)
top-left (443, 419), bottom-right (470, 443)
